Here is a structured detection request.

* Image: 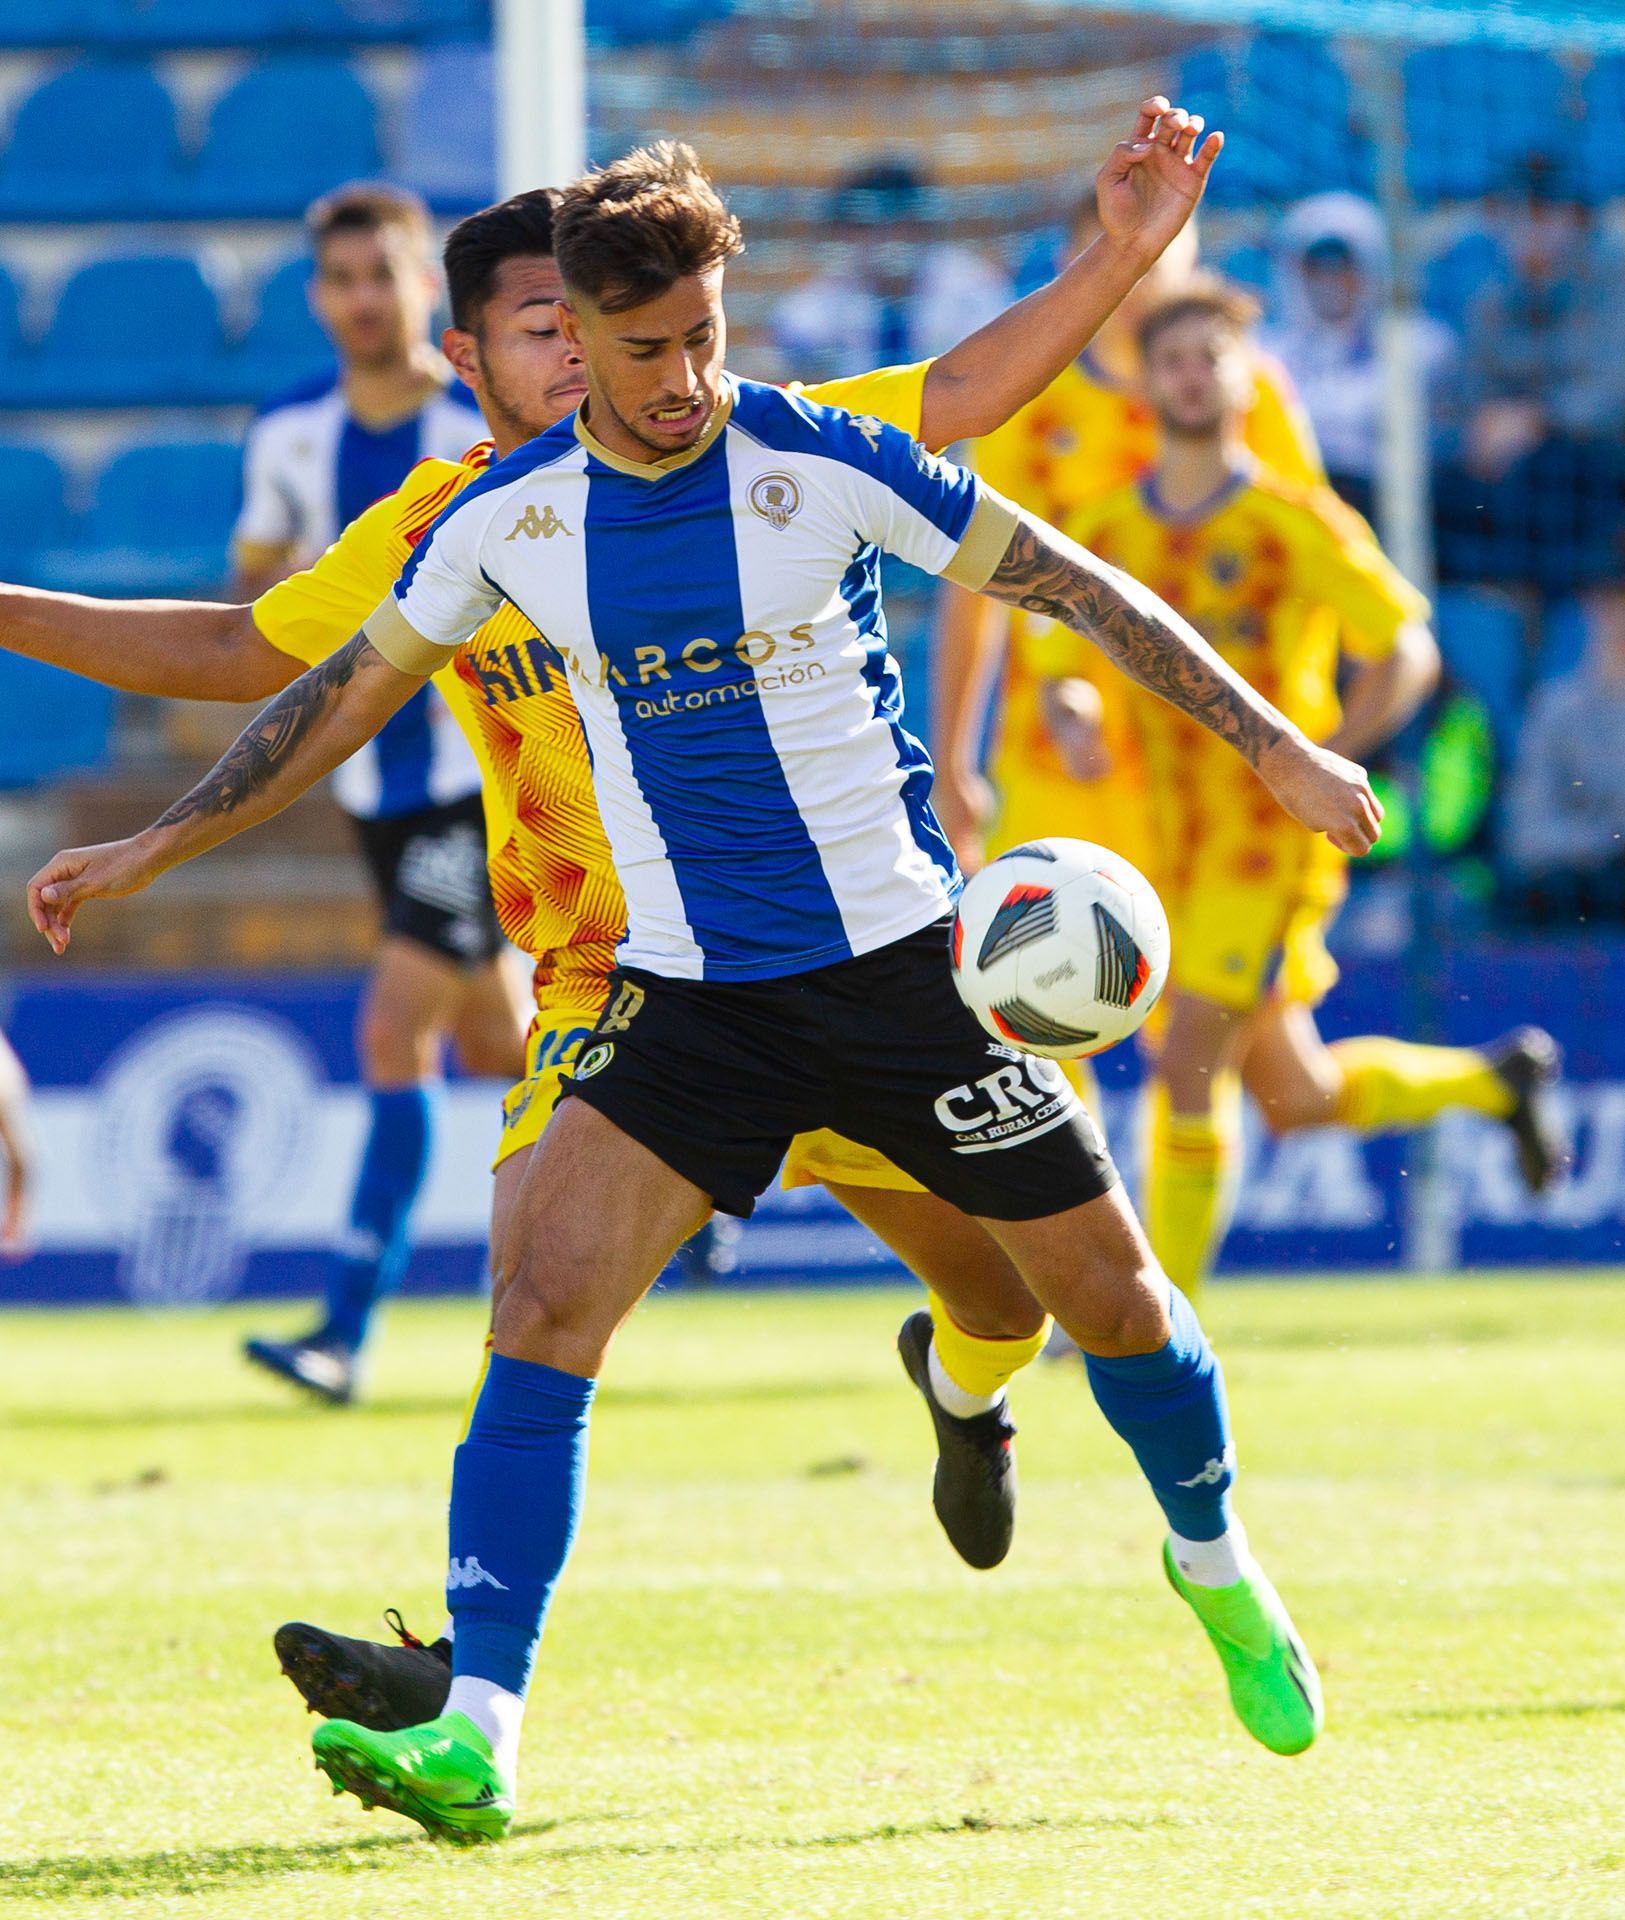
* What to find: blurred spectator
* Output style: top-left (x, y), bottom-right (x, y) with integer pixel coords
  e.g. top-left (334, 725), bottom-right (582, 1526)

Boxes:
top-left (771, 159), bottom-right (1010, 384)
top-left (1503, 575), bottom-right (1625, 923)
top-left (1267, 193), bottom-right (1455, 521)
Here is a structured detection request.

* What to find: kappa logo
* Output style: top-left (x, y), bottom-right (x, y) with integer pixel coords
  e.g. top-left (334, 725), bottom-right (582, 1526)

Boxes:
top-left (506, 504), bottom-right (573, 541)
top-left (446, 1555), bottom-right (509, 1592)
top-left (748, 471), bottom-right (803, 530)
top-left (850, 414), bottom-right (884, 453)
top-left (1175, 1444), bottom-right (1236, 1489)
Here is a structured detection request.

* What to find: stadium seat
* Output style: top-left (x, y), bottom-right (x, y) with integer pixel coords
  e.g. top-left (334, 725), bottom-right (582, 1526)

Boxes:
top-left (1404, 47), bottom-right (1568, 202)
top-left (38, 441), bottom-right (242, 599)
top-left (1177, 36), bottom-right (1372, 207)
top-left (0, 0), bottom-right (95, 46)
top-left (325, 0), bottom-right (489, 35)
top-left (1420, 229), bottom-right (1506, 334)
top-left (1433, 586), bottom-right (1528, 746)
top-left (0, 655), bottom-right (116, 788)
top-left (220, 257), bottom-right (334, 405)
top-left (31, 256), bottom-right (226, 409)
top-left (588, 0), bottom-right (729, 46)
top-left (0, 445), bottom-right (71, 585)
top-left (399, 42), bottom-right (497, 212)
top-left (82, 0), bottom-right (300, 44)
top-left (1572, 57), bottom-right (1625, 202)
top-left (0, 63), bottom-right (182, 220)
top-left (183, 59), bottom-right (382, 218)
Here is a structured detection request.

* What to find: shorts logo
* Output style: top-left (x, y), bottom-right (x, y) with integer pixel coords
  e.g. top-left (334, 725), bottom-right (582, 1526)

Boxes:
top-left (748, 472), bottom-right (803, 529)
top-left (933, 1057), bottom-right (1085, 1155)
top-left (574, 1042), bottom-right (615, 1080)
top-left (599, 981), bottom-right (645, 1035)
top-left (506, 504), bottom-right (572, 541)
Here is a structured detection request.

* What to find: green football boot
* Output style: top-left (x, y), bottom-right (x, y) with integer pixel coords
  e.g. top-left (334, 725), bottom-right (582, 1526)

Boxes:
top-left (312, 1709), bottom-right (514, 1844)
top-left (1163, 1540), bottom-right (1323, 1756)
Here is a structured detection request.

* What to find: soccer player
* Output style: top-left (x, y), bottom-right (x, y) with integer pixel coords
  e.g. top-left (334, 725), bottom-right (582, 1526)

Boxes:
top-left (30, 141), bottom-right (1381, 1838)
top-left (1032, 282), bottom-right (1568, 1300)
top-left (232, 183), bottom-right (526, 1406)
top-left (932, 189), bottom-right (1322, 880)
top-left (0, 99), bottom-right (1224, 1619)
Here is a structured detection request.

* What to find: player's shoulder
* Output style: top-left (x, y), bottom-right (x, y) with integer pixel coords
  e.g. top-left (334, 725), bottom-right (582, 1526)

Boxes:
top-left (253, 368), bottom-right (341, 424)
top-left (1244, 469), bottom-right (1371, 543)
top-left (421, 415), bottom-right (582, 542)
top-left (729, 375), bottom-right (937, 499)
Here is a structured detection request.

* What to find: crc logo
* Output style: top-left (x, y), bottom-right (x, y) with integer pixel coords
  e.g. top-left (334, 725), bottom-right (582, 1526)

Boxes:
top-left (89, 1007), bottom-right (322, 1307)
top-left (934, 1057), bottom-right (1083, 1156)
top-left (748, 471), bottom-right (802, 529)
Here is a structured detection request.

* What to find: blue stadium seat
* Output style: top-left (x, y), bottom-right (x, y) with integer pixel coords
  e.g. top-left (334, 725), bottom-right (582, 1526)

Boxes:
top-left (1572, 57), bottom-right (1625, 202)
top-left (1420, 229), bottom-right (1506, 333)
top-left (587, 0), bottom-right (728, 44)
top-left (82, 0), bottom-right (299, 43)
top-left (43, 442), bottom-right (242, 599)
top-left (324, 0), bottom-right (489, 34)
top-left (1537, 599), bottom-right (1589, 684)
top-left (1404, 46), bottom-right (1568, 202)
top-left (0, 63), bottom-right (181, 220)
top-left (1177, 36), bottom-right (1371, 207)
top-left (33, 256), bottom-right (226, 408)
top-left (0, 656), bottom-right (115, 788)
top-left (399, 42), bottom-right (496, 212)
top-left (183, 59), bottom-right (382, 218)
top-left (220, 257), bottom-right (334, 405)
top-left (0, 446), bottom-right (71, 585)
top-left (1434, 585), bottom-right (1528, 746)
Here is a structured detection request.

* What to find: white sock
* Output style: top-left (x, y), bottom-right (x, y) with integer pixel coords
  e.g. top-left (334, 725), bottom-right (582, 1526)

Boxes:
top-left (1168, 1519), bottom-right (1251, 1589)
top-left (445, 1675), bottom-right (524, 1779)
top-left (438, 1615), bottom-right (455, 1645)
top-left (927, 1340), bottom-right (1005, 1420)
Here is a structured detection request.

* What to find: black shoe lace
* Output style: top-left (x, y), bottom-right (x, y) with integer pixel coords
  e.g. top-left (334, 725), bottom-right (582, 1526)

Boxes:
top-left (383, 1607), bottom-right (426, 1650)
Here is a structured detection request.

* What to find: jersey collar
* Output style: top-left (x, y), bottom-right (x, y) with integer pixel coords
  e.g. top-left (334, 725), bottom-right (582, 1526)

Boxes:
top-left (573, 375), bottom-right (735, 479)
top-left (1139, 458), bottom-right (1256, 527)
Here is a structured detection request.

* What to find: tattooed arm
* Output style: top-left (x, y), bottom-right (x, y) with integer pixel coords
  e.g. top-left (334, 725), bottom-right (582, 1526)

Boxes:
top-left (28, 635), bottom-right (427, 953)
top-left (980, 513), bottom-right (1384, 855)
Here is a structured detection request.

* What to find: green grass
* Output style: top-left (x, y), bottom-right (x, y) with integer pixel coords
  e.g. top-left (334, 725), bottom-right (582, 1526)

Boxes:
top-left (4, 1276), bottom-right (1625, 1918)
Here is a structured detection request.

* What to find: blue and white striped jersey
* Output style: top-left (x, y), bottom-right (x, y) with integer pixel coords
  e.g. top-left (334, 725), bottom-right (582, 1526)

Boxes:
top-left (235, 370), bottom-right (484, 820)
top-left (365, 376), bottom-right (1017, 981)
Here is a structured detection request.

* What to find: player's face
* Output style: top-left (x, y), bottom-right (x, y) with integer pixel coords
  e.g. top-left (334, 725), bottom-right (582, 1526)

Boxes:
top-left (311, 226), bottom-right (434, 369)
top-left (1142, 315), bottom-right (1253, 438)
top-left (442, 256), bottom-right (586, 450)
top-left (560, 268), bottom-right (727, 462)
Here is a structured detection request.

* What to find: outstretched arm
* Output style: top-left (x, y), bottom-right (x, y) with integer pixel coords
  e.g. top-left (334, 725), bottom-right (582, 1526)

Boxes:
top-left (28, 635), bottom-right (427, 953)
top-left (919, 97), bottom-right (1222, 448)
top-left (0, 586), bottom-right (296, 702)
top-left (980, 513), bottom-right (1384, 854)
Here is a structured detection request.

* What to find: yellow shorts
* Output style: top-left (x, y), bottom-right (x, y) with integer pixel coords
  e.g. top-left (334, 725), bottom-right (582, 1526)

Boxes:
top-left (493, 994), bottom-right (609, 1171)
top-left (782, 1055), bottom-right (1096, 1195)
top-left (1167, 883), bottom-right (1341, 1014)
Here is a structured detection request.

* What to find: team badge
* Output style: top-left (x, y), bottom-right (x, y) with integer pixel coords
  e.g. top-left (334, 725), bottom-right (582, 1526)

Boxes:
top-left (748, 472), bottom-right (803, 530)
top-left (574, 1042), bottom-right (615, 1080)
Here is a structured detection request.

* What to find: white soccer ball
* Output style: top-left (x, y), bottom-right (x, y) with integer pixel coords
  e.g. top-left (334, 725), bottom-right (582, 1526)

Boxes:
top-left (950, 837), bottom-right (1170, 1059)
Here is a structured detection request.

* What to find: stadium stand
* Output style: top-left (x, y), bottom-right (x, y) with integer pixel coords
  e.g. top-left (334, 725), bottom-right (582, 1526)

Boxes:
top-left (25, 254), bottom-right (227, 409)
top-left (39, 440), bottom-right (243, 597)
top-left (227, 255), bottom-right (334, 401)
top-left (0, 61), bottom-right (183, 220)
top-left (181, 58), bottom-right (383, 217)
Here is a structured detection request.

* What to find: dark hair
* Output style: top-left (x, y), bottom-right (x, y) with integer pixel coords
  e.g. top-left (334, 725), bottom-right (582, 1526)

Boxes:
top-left (1136, 278), bottom-right (1261, 357)
top-left (307, 181), bottom-right (431, 255)
top-left (443, 189), bottom-right (558, 331)
top-left (552, 141), bottom-right (743, 315)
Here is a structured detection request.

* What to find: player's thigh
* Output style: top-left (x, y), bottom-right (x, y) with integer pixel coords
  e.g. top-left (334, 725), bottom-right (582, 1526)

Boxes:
top-left (1240, 997), bottom-right (1342, 1133)
top-left (488, 1141), bottom-right (533, 1320)
top-left (359, 935), bottom-right (468, 1082)
top-left (978, 1182), bottom-right (1170, 1358)
top-left (492, 1096), bottom-right (710, 1375)
top-left (822, 1181), bottom-right (1047, 1340)
top-left (1157, 987), bottom-right (1251, 1114)
top-left (450, 952), bottom-right (530, 1081)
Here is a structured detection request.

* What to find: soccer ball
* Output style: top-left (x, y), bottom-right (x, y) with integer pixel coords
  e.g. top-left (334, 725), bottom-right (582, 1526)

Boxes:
top-left (949, 838), bottom-right (1170, 1059)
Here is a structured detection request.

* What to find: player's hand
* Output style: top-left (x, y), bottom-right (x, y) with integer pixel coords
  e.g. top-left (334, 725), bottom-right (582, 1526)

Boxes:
top-left (1255, 736), bottom-right (1384, 858)
top-left (1043, 677), bottom-right (1113, 782)
top-left (934, 765), bottom-right (996, 876)
top-left (27, 834), bottom-right (165, 955)
top-left (1096, 97), bottom-right (1224, 266)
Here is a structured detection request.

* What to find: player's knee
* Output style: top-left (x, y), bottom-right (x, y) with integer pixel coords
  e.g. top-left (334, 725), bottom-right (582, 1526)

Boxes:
top-left (357, 1002), bottom-right (434, 1084)
top-left (458, 1021), bottom-right (524, 1080)
top-left (492, 1248), bottom-right (615, 1373)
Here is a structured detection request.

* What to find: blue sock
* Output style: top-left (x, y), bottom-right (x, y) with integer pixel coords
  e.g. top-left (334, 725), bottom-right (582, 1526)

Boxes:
top-left (320, 1084), bottom-right (433, 1353)
top-left (447, 1353), bottom-right (595, 1696)
top-left (1083, 1284), bottom-right (1235, 1542)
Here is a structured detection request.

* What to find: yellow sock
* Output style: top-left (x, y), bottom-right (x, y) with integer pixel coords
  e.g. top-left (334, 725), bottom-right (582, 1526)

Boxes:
top-left (1144, 1074), bottom-right (1243, 1303)
top-left (925, 1288), bottom-right (1050, 1398)
top-left (1329, 1037), bottom-right (1513, 1133)
top-left (456, 1331), bottom-right (495, 1445)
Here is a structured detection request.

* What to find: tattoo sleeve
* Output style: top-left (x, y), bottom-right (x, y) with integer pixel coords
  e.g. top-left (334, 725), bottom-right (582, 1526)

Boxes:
top-left (151, 633), bottom-right (383, 835)
top-left (982, 514), bottom-right (1288, 767)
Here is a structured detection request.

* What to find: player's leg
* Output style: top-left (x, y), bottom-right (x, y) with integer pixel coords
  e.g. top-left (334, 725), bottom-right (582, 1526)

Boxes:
top-left (1243, 996), bottom-right (1570, 1191)
top-left (1144, 987), bottom-right (1249, 1303)
top-left (824, 1174), bottom-right (1048, 1569)
top-left (449, 950), bottom-right (531, 1082)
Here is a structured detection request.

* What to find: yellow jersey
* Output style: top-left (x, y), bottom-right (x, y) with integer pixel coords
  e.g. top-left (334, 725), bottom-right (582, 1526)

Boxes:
top-left (973, 348), bottom-right (1323, 865)
top-left (252, 364), bottom-right (932, 991)
top-left (1033, 467), bottom-right (1427, 914)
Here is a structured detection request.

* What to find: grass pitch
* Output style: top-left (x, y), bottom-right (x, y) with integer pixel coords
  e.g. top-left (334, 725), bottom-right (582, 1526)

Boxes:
top-left (3, 1276), bottom-right (1625, 1919)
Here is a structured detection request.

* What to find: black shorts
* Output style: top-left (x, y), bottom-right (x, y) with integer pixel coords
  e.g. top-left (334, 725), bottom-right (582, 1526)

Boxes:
top-left (561, 917), bottom-right (1118, 1221)
top-left (351, 793), bottom-right (505, 969)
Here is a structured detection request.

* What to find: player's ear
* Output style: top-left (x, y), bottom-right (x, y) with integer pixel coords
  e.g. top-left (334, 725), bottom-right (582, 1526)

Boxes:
top-left (442, 326), bottom-right (479, 387)
top-left (557, 300), bottom-right (585, 353)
